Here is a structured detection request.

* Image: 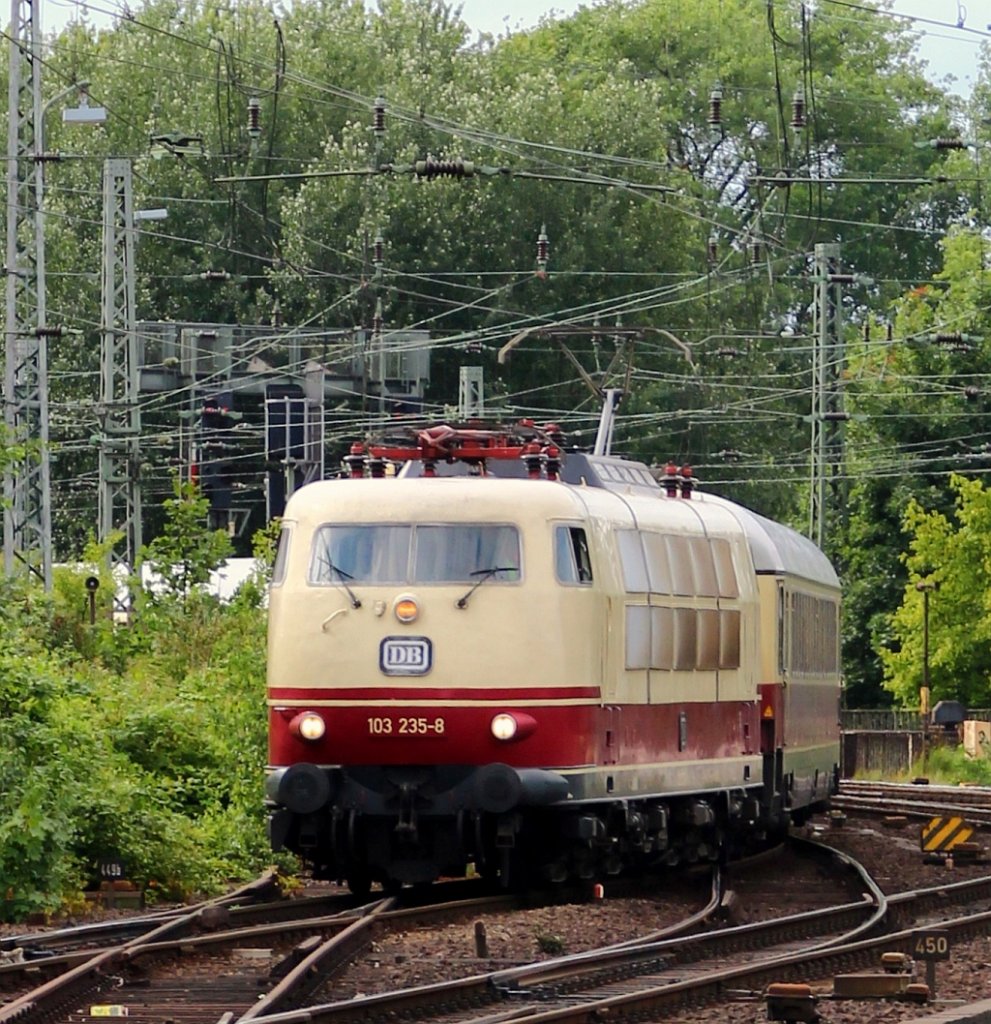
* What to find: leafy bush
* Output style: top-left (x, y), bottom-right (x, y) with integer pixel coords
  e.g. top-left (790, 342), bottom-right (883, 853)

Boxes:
top-left (0, 487), bottom-right (278, 922)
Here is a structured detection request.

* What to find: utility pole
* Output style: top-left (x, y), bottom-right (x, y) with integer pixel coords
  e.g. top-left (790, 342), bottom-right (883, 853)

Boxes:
top-left (98, 159), bottom-right (142, 592)
top-left (4, 0), bottom-right (52, 588)
top-left (809, 243), bottom-right (849, 551)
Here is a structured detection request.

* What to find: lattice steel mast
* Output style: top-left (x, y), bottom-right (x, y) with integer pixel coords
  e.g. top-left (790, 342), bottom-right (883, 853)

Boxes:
top-left (4, 0), bottom-right (51, 587)
top-left (809, 243), bottom-right (848, 551)
top-left (98, 159), bottom-right (142, 580)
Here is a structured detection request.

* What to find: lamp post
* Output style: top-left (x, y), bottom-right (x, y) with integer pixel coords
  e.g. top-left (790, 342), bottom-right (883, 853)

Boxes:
top-left (916, 580), bottom-right (938, 726)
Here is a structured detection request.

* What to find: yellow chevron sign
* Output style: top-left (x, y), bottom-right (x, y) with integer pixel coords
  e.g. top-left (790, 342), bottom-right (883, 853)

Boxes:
top-left (921, 816), bottom-right (974, 852)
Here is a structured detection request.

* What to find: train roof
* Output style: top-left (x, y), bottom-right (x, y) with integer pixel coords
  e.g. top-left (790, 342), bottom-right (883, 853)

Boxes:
top-left (401, 449), bottom-right (661, 495)
top-left (701, 495), bottom-right (839, 589)
top-left (302, 427), bottom-right (839, 590)
top-left (399, 450), bottom-right (838, 588)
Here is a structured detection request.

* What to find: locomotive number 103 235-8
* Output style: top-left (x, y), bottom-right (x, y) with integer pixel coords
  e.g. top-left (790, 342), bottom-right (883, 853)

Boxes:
top-left (367, 716), bottom-right (447, 735)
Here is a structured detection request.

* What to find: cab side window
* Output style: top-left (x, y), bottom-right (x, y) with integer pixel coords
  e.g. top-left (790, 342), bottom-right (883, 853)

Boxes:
top-left (272, 525), bottom-right (291, 586)
top-left (555, 526), bottom-right (593, 584)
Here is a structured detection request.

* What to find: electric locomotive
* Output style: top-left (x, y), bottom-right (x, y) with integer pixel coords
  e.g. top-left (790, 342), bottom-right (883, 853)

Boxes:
top-left (265, 420), bottom-right (841, 892)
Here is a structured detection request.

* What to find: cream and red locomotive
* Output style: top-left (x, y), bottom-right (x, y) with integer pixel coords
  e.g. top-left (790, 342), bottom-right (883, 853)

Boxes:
top-left (265, 421), bottom-right (841, 892)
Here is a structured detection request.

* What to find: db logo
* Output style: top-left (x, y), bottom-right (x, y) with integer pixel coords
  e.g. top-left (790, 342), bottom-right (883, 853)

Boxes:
top-left (380, 637), bottom-right (432, 676)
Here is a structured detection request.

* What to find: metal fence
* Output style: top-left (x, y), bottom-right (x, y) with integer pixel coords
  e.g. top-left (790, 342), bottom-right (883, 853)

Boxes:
top-left (841, 709), bottom-right (991, 732)
top-left (840, 710), bottom-right (925, 732)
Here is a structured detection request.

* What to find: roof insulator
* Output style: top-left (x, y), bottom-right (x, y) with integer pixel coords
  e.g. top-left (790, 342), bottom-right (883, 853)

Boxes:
top-left (373, 95), bottom-right (386, 136)
top-left (613, 315), bottom-right (624, 348)
top-left (415, 158), bottom-right (475, 179)
top-left (707, 82), bottom-right (723, 129)
top-left (536, 224), bottom-right (550, 276)
top-left (790, 87), bottom-right (806, 131)
top-left (374, 232), bottom-right (385, 273)
top-left (247, 97), bottom-right (261, 140)
top-left (707, 233), bottom-right (718, 264)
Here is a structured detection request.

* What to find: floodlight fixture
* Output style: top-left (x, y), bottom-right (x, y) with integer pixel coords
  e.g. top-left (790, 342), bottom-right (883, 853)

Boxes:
top-left (62, 88), bottom-right (107, 125)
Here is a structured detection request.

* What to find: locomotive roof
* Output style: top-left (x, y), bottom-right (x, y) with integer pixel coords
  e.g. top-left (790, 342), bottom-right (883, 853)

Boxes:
top-left (400, 450), bottom-right (661, 495)
top-left (288, 450), bottom-right (839, 590)
top-left (400, 451), bottom-right (838, 587)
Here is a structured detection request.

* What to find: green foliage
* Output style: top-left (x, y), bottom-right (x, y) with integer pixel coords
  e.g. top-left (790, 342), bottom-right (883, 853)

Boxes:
top-left (536, 932), bottom-right (565, 954)
top-left (880, 475), bottom-right (991, 709)
top-left (0, 516), bottom-right (274, 922)
top-left (841, 226), bottom-right (991, 707)
top-left (138, 479), bottom-right (233, 604)
top-left (909, 743), bottom-right (991, 787)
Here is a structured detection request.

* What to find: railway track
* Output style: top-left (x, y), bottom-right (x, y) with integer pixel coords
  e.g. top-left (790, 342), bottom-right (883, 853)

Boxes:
top-left (251, 839), bottom-right (991, 1024)
top-left (834, 778), bottom-right (991, 824)
top-left (0, 873), bottom-right (694, 1024)
top-left (243, 836), bottom-right (879, 1024)
top-left (10, 830), bottom-right (989, 1024)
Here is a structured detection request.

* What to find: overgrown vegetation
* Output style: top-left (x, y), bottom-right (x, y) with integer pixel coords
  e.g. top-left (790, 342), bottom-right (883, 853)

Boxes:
top-left (0, 485), bottom-right (283, 922)
top-left (874, 744), bottom-right (991, 787)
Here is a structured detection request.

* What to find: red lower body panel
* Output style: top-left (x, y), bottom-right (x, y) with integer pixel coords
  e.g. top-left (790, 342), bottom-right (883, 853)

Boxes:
top-left (268, 687), bottom-right (763, 770)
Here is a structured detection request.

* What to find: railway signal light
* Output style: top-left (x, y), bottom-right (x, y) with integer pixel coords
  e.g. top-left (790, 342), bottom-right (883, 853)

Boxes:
top-left (198, 391), bottom-right (241, 523)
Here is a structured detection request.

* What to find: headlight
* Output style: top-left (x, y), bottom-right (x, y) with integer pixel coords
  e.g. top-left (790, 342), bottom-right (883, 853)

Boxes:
top-left (491, 713), bottom-right (518, 741)
top-left (395, 595), bottom-right (419, 623)
top-left (290, 711), bottom-right (326, 742)
top-left (490, 712), bottom-right (537, 742)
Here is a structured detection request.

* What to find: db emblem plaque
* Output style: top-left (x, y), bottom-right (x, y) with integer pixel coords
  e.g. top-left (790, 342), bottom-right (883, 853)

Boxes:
top-left (380, 637), bottom-right (432, 676)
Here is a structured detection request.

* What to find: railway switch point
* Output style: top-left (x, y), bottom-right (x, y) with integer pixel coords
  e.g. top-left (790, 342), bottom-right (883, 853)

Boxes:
top-left (718, 889), bottom-right (739, 920)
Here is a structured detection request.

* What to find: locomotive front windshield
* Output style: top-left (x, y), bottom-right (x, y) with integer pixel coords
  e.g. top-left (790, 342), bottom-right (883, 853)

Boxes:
top-left (309, 524), bottom-right (520, 585)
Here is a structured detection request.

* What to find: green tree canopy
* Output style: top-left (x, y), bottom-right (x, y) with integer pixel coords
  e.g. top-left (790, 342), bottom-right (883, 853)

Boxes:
top-left (882, 475), bottom-right (991, 709)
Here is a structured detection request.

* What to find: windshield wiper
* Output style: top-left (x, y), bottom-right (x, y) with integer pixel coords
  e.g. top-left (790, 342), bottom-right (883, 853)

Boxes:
top-left (321, 557), bottom-right (362, 608)
top-left (456, 566), bottom-right (517, 609)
